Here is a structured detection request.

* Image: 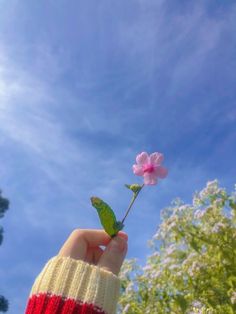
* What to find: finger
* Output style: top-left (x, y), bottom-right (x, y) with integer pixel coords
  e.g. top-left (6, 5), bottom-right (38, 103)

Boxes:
top-left (58, 229), bottom-right (110, 261)
top-left (117, 231), bottom-right (128, 241)
top-left (93, 247), bottom-right (104, 264)
top-left (85, 247), bottom-right (104, 264)
top-left (98, 234), bottom-right (128, 275)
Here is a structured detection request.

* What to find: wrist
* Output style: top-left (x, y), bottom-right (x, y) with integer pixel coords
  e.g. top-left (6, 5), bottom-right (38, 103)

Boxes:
top-left (28, 255), bottom-right (120, 314)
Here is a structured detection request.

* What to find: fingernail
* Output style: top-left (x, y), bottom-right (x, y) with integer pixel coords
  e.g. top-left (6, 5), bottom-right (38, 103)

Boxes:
top-left (118, 232), bottom-right (128, 241)
top-left (110, 237), bottom-right (126, 252)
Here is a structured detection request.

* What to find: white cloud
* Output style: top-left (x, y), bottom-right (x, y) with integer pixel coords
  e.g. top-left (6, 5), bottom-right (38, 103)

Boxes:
top-left (0, 47), bottom-right (84, 177)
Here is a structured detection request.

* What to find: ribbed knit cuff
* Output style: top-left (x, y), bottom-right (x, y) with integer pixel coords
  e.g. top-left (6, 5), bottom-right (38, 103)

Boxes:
top-left (27, 256), bottom-right (120, 314)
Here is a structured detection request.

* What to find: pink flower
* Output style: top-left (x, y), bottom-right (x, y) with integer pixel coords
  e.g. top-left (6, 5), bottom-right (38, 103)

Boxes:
top-left (133, 152), bottom-right (168, 185)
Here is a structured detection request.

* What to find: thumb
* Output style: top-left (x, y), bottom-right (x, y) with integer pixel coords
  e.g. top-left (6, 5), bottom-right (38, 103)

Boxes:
top-left (98, 233), bottom-right (128, 275)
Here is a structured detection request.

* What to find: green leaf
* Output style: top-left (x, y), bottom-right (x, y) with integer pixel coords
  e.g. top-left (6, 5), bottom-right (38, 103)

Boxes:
top-left (229, 200), bottom-right (236, 210)
top-left (227, 276), bottom-right (236, 288)
top-left (189, 239), bottom-right (200, 252)
top-left (91, 196), bottom-right (119, 237)
top-left (174, 295), bottom-right (188, 312)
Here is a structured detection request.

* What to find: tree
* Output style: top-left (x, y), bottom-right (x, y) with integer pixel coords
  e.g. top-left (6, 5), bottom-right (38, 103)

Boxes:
top-left (0, 190), bottom-right (9, 313)
top-left (119, 180), bottom-right (236, 314)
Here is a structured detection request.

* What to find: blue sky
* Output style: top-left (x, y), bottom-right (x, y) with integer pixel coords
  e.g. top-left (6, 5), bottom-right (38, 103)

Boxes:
top-left (0, 0), bottom-right (236, 312)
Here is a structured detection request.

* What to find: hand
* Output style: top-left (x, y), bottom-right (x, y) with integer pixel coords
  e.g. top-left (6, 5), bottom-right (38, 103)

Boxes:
top-left (58, 229), bottom-right (128, 275)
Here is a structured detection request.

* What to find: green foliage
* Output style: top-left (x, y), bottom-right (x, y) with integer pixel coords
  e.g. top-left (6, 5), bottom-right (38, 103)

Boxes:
top-left (0, 297), bottom-right (8, 313)
top-left (0, 190), bottom-right (9, 219)
top-left (0, 190), bottom-right (9, 313)
top-left (119, 180), bottom-right (236, 313)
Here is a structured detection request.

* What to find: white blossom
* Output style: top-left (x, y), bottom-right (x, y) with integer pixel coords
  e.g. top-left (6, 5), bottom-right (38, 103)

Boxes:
top-left (192, 300), bottom-right (202, 308)
top-left (169, 264), bottom-right (179, 271)
top-left (143, 265), bottom-right (152, 272)
top-left (162, 257), bottom-right (172, 265)
top-left (194, 209), bottom-right (206, 219)
top-left (212, 222), bottom-right (225, 233)
top-left (123, 304), bottom-right (130, 313)
top-left (188, 261), bottom-right (202, 276)
top-left (230, 291), bottom-right (236, 304)
top-left (125, 282), bottom-right (134, 293)
top-left (119, 181), bottom-right (236, 314)
top-left (165, 244), bottom-right (176, 255)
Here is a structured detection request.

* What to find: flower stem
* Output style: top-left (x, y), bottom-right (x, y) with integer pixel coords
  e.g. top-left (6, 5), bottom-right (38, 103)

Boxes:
top-left (121, 184), bottom-right (144, 224)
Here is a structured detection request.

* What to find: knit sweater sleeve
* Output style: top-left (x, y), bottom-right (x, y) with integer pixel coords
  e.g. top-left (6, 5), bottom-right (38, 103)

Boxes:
top-left (25, 256), bottom-right (120, 314)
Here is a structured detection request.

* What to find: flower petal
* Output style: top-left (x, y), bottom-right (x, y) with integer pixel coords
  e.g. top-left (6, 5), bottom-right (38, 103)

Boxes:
top-left (155, 166), bottom-right (168, 178)
top-left (144, 173), bottom-right (158, 185)
top-left (136, 152), bottom-right (149, 165)
top-left (150, 152), bottom-right (164, 165)
top-left (132, 164), bottom-right (144, 176)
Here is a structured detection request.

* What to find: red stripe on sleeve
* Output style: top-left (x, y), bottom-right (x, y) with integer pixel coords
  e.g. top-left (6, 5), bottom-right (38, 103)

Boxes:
top-left (25, 294), bottom-right (106, 314)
